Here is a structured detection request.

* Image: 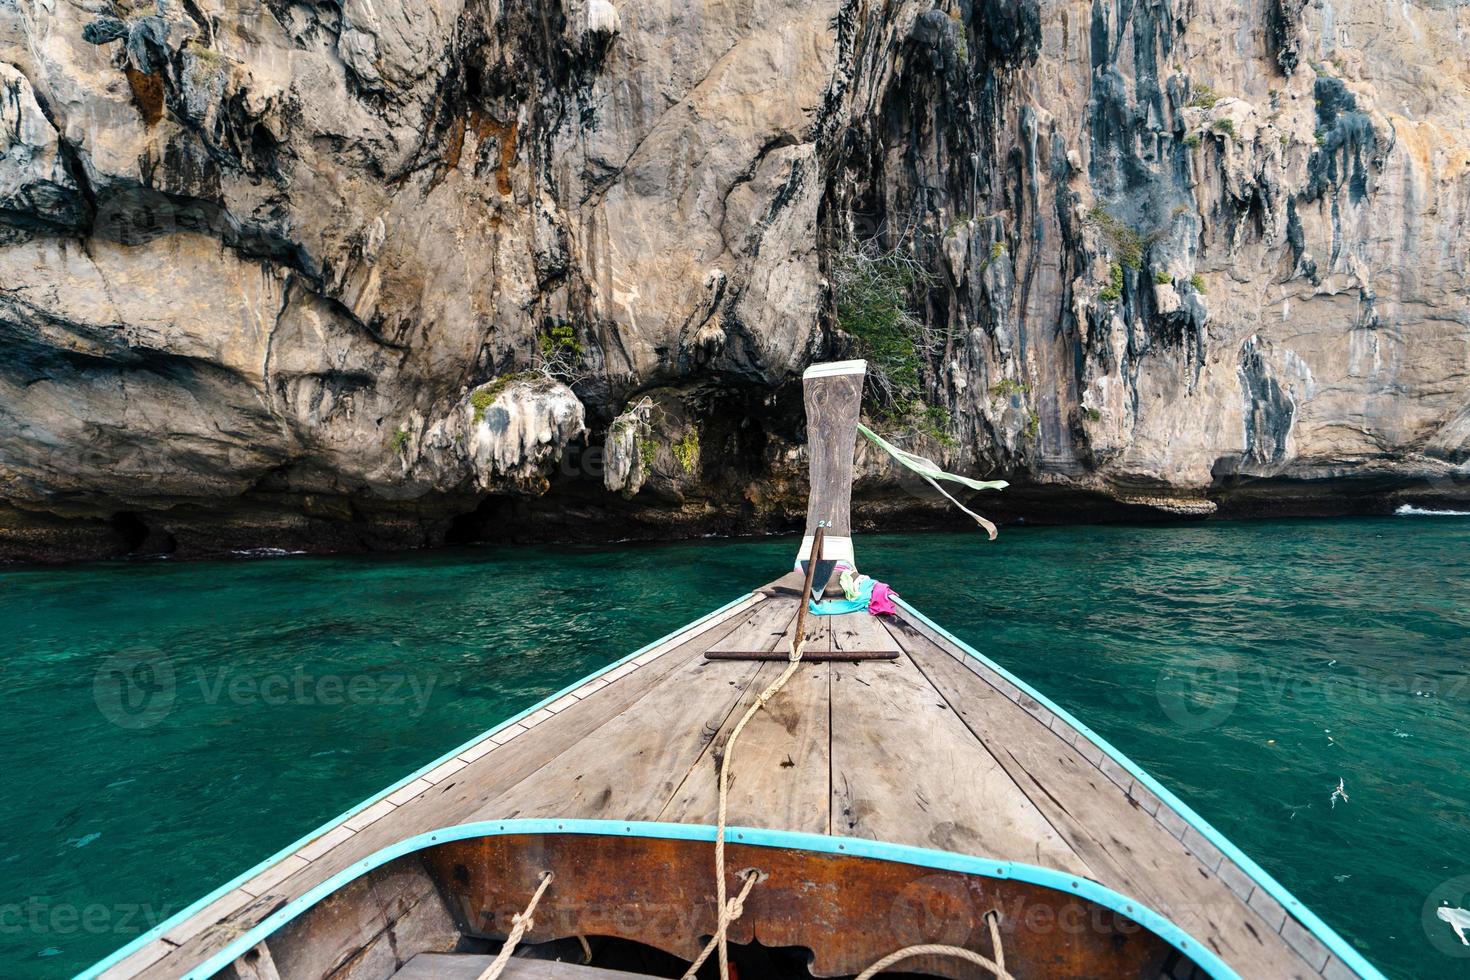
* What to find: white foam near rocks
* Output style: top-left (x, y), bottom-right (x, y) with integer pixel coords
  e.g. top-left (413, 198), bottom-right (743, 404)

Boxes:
top-left (1395, 505), bottom-right (1470, 517)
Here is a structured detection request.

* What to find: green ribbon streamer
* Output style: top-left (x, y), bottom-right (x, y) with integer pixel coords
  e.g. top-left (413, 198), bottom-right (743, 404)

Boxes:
top-left (856, 422), bottom-right (1007, 540)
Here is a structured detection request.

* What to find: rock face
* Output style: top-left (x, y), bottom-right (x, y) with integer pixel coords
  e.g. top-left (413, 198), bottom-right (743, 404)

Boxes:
top-left (1, 0), bottom-right (1468, 560)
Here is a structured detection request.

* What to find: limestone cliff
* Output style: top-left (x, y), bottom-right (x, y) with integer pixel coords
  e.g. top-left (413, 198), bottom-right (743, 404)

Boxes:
top-left (1, 0), bottom-right (1467, 560)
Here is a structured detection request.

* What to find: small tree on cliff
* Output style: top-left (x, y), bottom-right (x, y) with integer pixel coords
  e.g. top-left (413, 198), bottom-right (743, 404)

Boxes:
top-left (832, 239), bottom-right (944, 420)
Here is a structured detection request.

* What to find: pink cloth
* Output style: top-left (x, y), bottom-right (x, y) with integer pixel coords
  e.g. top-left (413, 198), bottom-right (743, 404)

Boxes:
top-left (867, 581), bottom-right (899, 616)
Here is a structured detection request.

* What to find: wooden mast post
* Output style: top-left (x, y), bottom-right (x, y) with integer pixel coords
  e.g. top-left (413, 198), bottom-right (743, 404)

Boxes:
top-left (707, 359), bottom-right (897, 661)
top-left (796, 359), bottom-right (866, 596)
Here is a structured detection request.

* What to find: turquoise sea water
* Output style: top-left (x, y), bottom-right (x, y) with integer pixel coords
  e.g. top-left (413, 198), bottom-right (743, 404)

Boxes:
top-left (2, 518), bottom-right (1468, 979)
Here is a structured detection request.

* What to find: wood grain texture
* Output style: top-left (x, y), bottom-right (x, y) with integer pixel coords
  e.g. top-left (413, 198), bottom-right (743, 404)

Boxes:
top-left (802, 370), bottom-right (863, 542)
top-left (659, 659), bottom-right (832, 833)
top-left (830, 655), bottom-right (1089, 874)
top-left (704, 594), bottom-right (844, 660)
top-left (477, 654), bottom-right (764, 821)
top-left (420, 834), bottom-right (1178, 980)
top-left (214, 943), bottom-right (281, 980)
top-left (263, 860), bottom-right (457, 980)
top-left (129, 600), bottom-right (763, 980)
top-left (831, 611), bottom-right (900, 658)
top-left (117, 582), bottom-right (1340, 980)
top-left (704, 598), bottom-right (798, 658)
top-left (896, 620), bottom-right (1317, 978)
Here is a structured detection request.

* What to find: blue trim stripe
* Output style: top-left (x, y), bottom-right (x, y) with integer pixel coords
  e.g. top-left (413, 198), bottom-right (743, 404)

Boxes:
top-left (74, 593), bottom-right (759, 980)
top-left (895, 597), bottom-right (1385, 980)
top-left (155, 819), bottom-right (1240, 980)
top-left (79, 589), bottom-right (1384, 980)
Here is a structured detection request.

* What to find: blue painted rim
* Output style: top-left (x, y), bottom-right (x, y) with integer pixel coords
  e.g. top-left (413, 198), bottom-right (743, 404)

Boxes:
top-left (74, 593), bottom-right (758, 980)
top-left (151, 819), bottom-right (1240, 980)
top-left (77, 588), bottom-right (1384, 980)
top-left (895, 597), bottom-right (1385, 980)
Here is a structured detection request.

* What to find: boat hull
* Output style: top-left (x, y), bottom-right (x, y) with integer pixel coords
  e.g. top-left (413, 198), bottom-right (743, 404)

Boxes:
top-left (210, 822), bottom-right (1211, 980)
top-left (80, 587), bottom-right (1380, 980)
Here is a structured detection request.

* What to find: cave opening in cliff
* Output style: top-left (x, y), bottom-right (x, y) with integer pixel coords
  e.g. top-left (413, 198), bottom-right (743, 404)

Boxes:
top-left (109, 511), bottom-right (177, 557)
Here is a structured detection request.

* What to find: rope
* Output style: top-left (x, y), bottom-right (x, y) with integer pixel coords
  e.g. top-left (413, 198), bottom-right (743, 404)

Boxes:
top-left (680, 869), bottom-right (760, 979)
top-left (684, 529), bottom-right (824, 980)
top-left (686, 637), bottom-right (802, 980)
top-left (479, 521), bottom-right (1004, 980)
top-left (855, 945), bottom-right (1011, 980)
top-left (476, 871), bottom-right (554, 980)
top-left (989, 910), bottom-right (1006, 978)
top-left (856, 912), bottom-right (1012, 980)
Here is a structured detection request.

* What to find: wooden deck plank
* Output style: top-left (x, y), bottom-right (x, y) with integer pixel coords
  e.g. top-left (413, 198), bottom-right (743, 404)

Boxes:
top-left (474, 653), bottom-right (766, 821)
top-left (905, 635), bottom-right (1164, 904)
top-left (335, 608), bottom-right (768, 841)
top-left (754, 569), bottom-right (808, 597)
top-left (129, 599), bottom-right (765, 980)
top-left (894, 617), bottom-right (1319, 978)
top-left (117, 587), bottom-right (1337, 980)
top-left (830, 611), bottom-right (899, 657)
top-left (658, 659), bottom-right (832, 834)
top-left (133, 892), bottom-right (284, 980)
top-left (830, 653), bottom-right (1091, 875)
top-left (705, 594), bottom-right (833, 660)
top-left (664, 596), bottom-right (830, 832)
top-left (705, 599), bottom-right (795, 657)
top-left (801, 610), bottom-right (831, 657)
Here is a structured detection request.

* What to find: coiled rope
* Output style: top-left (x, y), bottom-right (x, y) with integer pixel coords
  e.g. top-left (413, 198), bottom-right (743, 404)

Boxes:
top-left (476, 870), bottom-right (554, 980)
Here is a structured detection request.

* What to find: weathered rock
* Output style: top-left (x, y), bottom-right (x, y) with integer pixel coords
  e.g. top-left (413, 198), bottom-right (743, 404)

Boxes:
top-left (0, 0), bottom-right (1468, 561)
top-left (418, 376), bottom-right (586, 494)
top-left (0, 62), bottom-right (82, 238)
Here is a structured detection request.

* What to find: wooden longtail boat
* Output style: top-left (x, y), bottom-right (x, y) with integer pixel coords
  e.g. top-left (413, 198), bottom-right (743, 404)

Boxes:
top-left (83, 362), bottom-right (1383, 980)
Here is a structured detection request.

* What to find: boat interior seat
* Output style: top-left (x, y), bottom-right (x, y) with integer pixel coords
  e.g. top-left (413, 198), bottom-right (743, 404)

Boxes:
top-left (391, 952), bottom-right (663, 980)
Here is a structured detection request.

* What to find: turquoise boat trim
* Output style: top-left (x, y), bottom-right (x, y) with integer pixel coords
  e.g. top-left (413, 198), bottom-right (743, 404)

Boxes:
top-left (74, 592), bottom-right (758, 980)
top-left (159, 818), bottom-right (1238, 980)
top-left (894, 597), bottom-right (1385, 980)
